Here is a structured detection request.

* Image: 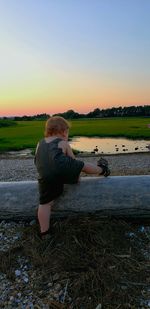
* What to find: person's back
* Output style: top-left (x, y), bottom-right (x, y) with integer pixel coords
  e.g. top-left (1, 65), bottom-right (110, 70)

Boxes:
top-left (35, 136), bottom-right (85, 184)
top-left (35, 137), bottom-right (63, 181)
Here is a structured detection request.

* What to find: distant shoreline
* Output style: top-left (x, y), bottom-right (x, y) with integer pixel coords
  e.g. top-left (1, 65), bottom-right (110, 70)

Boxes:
top-left (0, 149), bottom-right (150, 160)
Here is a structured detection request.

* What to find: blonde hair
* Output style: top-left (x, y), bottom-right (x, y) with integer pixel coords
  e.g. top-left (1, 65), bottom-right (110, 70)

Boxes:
top-left (44, 116), bottom-right (70, 137)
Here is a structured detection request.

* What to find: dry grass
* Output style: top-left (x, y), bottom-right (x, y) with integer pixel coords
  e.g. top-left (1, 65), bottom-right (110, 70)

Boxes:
top-left (0, 216), bottom-right (149, 308)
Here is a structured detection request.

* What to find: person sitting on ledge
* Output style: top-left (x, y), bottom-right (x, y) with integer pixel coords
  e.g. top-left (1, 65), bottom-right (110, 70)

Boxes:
top-left (34, 116), bottom-right (110, 239)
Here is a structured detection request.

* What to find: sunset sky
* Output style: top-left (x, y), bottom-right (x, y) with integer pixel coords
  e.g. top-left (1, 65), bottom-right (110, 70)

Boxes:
top-left (0, 0), bottom-right (150, 116)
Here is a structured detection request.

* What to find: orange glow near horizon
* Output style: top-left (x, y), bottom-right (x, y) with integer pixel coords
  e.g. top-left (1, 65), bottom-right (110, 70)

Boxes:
top-left (1, 71), bottom-right (150, 117)
top-left (0, 36), bottom-right (149, 116)
top-left (1, 98), bottom-right (150, 117)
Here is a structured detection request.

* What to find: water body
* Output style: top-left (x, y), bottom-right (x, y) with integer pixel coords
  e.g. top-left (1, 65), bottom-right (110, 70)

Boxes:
top-left (70, 137), bottom-right (150, 154)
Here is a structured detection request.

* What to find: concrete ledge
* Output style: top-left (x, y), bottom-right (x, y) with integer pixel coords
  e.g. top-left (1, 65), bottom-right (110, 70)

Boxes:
top-left (0, 176), bottom-right (150, 220)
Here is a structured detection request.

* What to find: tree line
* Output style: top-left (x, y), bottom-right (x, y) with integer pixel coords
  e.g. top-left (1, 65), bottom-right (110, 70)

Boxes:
top-left (2, 105), bottom-right (150, 121)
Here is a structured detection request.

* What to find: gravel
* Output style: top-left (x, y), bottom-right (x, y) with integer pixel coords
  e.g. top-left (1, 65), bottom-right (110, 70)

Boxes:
top-left (0, 152), bottom-right (150, 182)
top-left (0, 220), bottom-right (72, 308)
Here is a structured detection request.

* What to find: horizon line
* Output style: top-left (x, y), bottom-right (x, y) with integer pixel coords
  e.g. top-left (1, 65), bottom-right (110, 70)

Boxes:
top-left (0, 104), bottom-right (150, 118)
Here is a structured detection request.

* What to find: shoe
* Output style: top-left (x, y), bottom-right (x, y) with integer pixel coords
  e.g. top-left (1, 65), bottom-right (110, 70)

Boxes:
top-left (38, 227), bottom-right (52, 240)
top-left (97, 157), bottom-right (110, 177)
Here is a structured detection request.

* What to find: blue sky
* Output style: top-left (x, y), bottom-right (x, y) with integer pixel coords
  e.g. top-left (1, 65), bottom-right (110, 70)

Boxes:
top-left (0, 0), bottom-right (150, 116)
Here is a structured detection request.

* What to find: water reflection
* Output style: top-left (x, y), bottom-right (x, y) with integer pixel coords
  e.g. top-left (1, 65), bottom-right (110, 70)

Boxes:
top-left (70, 137), bottom-right (150, 154)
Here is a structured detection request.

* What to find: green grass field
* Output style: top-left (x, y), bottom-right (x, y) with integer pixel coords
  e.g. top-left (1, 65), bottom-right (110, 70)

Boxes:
top-left (0, 117), bottom-right (150, 151)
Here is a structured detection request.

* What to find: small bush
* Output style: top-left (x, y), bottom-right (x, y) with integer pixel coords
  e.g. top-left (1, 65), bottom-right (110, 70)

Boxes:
top-left (0, 120), bottom-right (17, 128)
